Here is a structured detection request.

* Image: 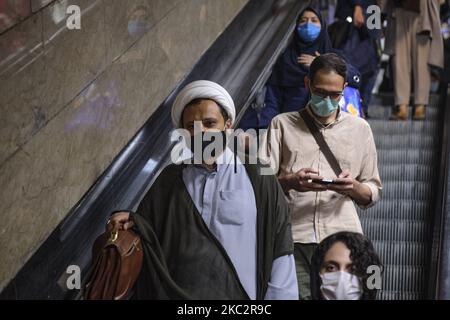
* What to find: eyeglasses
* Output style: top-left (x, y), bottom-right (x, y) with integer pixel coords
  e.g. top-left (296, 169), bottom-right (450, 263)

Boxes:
top-left (311, 86), bottom-right (344, 101)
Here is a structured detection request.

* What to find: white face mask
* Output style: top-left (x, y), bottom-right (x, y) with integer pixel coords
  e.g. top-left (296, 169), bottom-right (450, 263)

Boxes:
top-left (320, 271), bottom-right (363, 300)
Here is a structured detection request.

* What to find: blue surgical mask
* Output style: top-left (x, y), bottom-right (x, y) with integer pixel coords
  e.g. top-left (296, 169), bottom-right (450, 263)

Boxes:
top-left (297, 23), bottom-right (321, 43)
top-left (310, 93), bottom-right (340, 117)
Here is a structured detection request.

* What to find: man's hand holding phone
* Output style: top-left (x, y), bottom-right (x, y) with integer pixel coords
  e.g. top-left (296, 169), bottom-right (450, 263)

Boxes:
top-left (280, 168), bottom-right (356, 194)
top-left (281, 168), bottom-right (329, 193)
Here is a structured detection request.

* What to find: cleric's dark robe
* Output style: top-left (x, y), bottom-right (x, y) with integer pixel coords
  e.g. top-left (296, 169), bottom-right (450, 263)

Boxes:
top-left (130, 161), bottom-right (293, 300)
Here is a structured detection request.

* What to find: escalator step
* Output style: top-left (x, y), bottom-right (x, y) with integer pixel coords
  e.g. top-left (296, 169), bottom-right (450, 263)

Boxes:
top-left (374, 135), bottom-right (438, 149)
top-left (361, 94), bottom-right (442, 300)
top-left (358, 199), bottom-right (433, 220)
top-left (379, 164), bottom-right (436, 182)
top-left (380, 181), bottom-right (433, 200)
top-left (377, 265), bottom-right (427, 293)
top-left (378, 291), bottom-right (426, 300)
top-left (369, 120), bottom-right (440, 135)
top-left (377, 149), bottom-right (438, 165)
top-left (371, 240), bottom-right (429, 266)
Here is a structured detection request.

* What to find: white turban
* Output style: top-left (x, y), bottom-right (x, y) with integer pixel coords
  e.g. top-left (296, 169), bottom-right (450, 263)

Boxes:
top-left (171, 80), bottom-right (236, 128)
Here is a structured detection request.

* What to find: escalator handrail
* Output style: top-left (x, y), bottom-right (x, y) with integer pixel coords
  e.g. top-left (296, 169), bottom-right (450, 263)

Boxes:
top-left (430, 85), bottom-right (450, 299)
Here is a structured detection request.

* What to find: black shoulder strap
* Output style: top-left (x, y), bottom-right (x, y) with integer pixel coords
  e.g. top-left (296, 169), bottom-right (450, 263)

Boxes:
top-left (300, 109), bottom-right (342, 177)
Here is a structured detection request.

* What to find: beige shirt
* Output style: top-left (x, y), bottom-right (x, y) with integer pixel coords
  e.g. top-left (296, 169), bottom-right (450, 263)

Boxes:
top-left (260, 108), bottom-right (382, 244)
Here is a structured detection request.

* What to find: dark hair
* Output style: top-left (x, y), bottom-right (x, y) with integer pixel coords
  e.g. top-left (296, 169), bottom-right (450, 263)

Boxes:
top-left (308, 53), bottom-right (347, 84)
top-left (310, 231), bottom-right (383, 300)
top-left (181, 98), bottom-right (229, 126)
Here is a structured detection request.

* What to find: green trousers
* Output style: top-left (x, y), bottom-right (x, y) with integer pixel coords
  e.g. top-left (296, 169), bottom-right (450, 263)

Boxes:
top-left (294, 243), bottom-right (318, 300)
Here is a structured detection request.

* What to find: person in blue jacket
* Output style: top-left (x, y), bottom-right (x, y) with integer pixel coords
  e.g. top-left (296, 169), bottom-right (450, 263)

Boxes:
top-left (239, 6), bottom-right (361, 130)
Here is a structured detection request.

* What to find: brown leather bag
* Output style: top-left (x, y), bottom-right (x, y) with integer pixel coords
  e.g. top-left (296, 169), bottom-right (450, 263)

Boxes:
top-left (84, 227), bottom-right (143, 300)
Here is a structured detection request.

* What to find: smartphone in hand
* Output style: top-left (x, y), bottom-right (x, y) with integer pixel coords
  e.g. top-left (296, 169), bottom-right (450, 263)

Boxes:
top-left (308, 178), bottom-right (332, 185)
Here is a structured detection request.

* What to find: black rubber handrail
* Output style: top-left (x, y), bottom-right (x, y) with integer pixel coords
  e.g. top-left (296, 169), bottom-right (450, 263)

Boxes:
top-left (429, 85), bottom-right (450, 299)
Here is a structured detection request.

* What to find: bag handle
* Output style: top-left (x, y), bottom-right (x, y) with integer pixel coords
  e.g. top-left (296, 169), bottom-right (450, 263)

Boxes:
top-left (300, 109), bottom-right (343, 177)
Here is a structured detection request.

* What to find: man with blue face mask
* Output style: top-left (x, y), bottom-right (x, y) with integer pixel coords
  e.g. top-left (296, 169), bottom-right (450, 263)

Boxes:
top-left (260, 53), bottom-right (382, 299)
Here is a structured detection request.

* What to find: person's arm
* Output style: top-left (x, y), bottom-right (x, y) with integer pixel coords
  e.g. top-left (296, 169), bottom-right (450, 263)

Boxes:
top-left (264, 255), bottom-right (299, 300)
top-left (108, 210), bottom-right (134, 231)
top-left (278, 168), bottom-right (328, 194)
top-left (298, 51), bottom-right (321, 67)
top-left (265, 173), bottom-right (299, 300)
top-left (325, 170), bottom-right (372, 206)
top-left (348, 178), bottom-right (373, 206)
top-left (336, 171), bottom-right (373, 205)
top-left (354, 124), bottom-right (382, 209)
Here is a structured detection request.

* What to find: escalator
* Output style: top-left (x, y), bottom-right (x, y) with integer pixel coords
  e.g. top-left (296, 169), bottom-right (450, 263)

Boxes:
top-left (358, 94), bottom-right (444, 300)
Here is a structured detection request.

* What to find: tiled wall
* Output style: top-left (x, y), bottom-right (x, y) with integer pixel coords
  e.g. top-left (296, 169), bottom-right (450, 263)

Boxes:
top-left (0, 0), bottom-right (249, 291)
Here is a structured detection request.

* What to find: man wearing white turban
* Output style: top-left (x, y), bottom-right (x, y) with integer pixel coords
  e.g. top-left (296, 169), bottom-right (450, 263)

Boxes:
top-left (108, 80), bottom-right (299, 300)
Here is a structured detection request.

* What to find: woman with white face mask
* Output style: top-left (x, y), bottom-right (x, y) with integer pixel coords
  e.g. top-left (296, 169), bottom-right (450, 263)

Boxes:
top-left (310, 231), bottom-right (383, 300)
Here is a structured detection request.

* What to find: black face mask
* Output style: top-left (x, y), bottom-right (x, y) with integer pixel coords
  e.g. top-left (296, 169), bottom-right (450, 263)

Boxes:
top-left (189, 130), bottom-right (227, 163)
